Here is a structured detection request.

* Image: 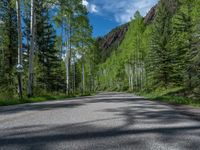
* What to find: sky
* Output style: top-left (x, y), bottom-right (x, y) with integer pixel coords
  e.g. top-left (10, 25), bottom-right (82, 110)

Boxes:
top-left (82, 0), bottom-right (158, 37)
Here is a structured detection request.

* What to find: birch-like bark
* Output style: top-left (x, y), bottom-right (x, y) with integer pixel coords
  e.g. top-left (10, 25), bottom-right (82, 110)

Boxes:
top-left (82, 60), bottom-right (85, 94)
top-left (16, 0), bottom-right (23, 98)
top-left (68, 17), bottom-right (72, 94)
top-left (65, 55), bottom-right (69, 95)
top-left (73, 58), bottom-right (76, 94)
top-left (65, 21), bottom-right (69, 95)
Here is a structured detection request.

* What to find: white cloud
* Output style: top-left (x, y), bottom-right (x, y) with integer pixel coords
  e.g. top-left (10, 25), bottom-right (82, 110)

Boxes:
top-left (86, 0), bottom-right (158, 24)
top-left (82, 0), bottom-right (89, 7)
top-left (82, 0), bottom-right (99, 13)
top-left (90, 4), bottom-right (98, 13)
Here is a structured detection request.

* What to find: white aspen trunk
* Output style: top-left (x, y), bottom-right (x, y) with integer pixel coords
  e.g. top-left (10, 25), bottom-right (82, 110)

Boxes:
top-left (89, 63), bottom-right (92, 92)
top-left (135, 63), bottom-right (137, 87)
top-left (73, 59), bottom-right (76, 94)
top-left (82, 61), bottom-right (85, 94)
top-left (16, 0), bottom-right (23, 98)
top-left (64, 22), bottom-right (68, 95)
top-left (128, 63), bottom-right (132, 90)
top-left (27, 0), bottom-right (35, 97)
top-left (65, 16), bottom-right (71, 95)
top-left (130, 76), bottom-right (132, 90)
top-left (16, 0), bottom-right (22, 66)
top-left (64, 21), bottom-right (70, 95)
top-left (65, 56), bottom-right (69, 95)
top-left (141, 63), bottom-right (145, 89)
top-left (68, 21), bottom-right (72, 94)
top-left (137, 43), bottom-right (140, 90)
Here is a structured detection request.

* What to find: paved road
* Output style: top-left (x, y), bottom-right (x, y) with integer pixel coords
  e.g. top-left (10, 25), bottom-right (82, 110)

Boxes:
top-left (0, 92), bottom-right (199, 150)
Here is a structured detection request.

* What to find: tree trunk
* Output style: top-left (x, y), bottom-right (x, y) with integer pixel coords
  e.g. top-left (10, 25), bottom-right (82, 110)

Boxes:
top-left (65, 56), bottom-right (69, 95)
top-left (68, 19), bottom-right (72, 94)
top-left (27, 0), bottom-right (35, 97)
top-left (73, 60), bottom-right (76, 94)
top-left (82, 62), bottom-right (85, 94)
top-left (16, 0), bottom-right (23, 99)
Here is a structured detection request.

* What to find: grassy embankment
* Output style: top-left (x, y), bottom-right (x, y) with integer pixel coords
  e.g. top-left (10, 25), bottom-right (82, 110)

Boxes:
top-left (138, 87), bottom-right (200, 107)
top-left (0, 93), bottom-right (91, 106)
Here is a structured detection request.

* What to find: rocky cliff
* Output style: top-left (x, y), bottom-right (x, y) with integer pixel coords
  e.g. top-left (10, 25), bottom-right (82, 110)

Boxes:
top-left (96, 23), bottom-right (129, 62)
top-left (97, 0), bottom-right (179, 62)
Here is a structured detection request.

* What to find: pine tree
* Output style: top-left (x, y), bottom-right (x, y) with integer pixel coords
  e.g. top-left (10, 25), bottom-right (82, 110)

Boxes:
top-left (148, 1), bottom-right (174, 88)
top-left (190, 0), bottom-right (200, 96)
top-left (35, 0), bottom-right (65, 93)
top-left (171, 0), bottom-right (199, 96)
top-left (0, 0), bottom-right (18, 97)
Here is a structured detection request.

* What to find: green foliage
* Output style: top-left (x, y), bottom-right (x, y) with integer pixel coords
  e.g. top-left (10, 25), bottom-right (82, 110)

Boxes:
top-left (95, 0), bottom-right (199, 100)
top-left (148, 0), bottom-right (175, 88)
top-left (139, 87), bottom-right (200, 107)
top-left (0, 0), bottom-right (199, 105)
top-left (35, 0), bottom-right (65, 93)
top-left (0, 0), bottom-right (18, 97)
top-left (0, 93), bottom-right (91, 106)
top-left (170, 0), bottom-right (200, 95)
top-left (0, 0), bottom-right (94, 101)
top-left (96, 11), bottom-right (148, 91)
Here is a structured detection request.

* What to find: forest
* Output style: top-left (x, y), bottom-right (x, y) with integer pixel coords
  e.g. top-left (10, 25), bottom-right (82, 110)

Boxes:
top-left (0, 0), bottom-right (199, 105)
top-left (97, 0), bottom-right (200, 103)
top-left (0, 0), bottom-right (99, 104)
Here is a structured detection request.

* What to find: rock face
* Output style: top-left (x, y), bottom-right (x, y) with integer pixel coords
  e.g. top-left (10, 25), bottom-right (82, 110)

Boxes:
top-left (144, 5), bottom-right (157, 24)
top-left (96, 23), bottom-right (129, 62)
top-left (97, 6), bottom-right (157, 62)
top-left (97, 0), bottom-right (179, 62)
top-left (144, 0), bottom-right (178, 24)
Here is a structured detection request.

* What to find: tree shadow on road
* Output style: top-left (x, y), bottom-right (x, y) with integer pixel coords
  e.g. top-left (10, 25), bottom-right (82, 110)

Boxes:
top-left (0, 121), bottom-right (199, 150)
top-left (0, 94), bottom-right (200, 150)
top-left (0, 99), bottom-right (200, 150)
top-left (0, 102), bottom-right (84, 115)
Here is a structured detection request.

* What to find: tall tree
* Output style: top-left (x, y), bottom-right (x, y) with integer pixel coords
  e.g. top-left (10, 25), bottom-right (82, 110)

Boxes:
top-left (170, 0), bottom-right (200, 95)
top-left (27, 0), bottom-right (35, 97)
top-left (148, 0), bottom-right (175, 88)
top-left (131, 11), bottom-right (145, 90)
top-left (16, 0), bottom-right (23, 98)
top-left (0, 0), bottom-right (18, 97)
top-left (72, 11), bottom-right (93, 93)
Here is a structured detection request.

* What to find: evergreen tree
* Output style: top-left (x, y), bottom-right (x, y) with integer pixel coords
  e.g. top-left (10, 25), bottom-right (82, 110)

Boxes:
top-left (0, 0), bottom-right (17, 96)
top-left (35, 0), bottom-right (65, 93)
top-left (190, 0), bottom-right (200, 96)
top-left (170, 0), bottom-right (193, 87)
top-left (171, 0), bottom-right (199, 95)
top-left (148, 1), bottom-right (174, 88)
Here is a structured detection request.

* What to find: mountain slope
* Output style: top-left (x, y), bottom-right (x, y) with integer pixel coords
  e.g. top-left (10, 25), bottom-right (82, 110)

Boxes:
top-left (97, 0), bottom-right (179, 63)
top-left (96, 23), bottom-right (128, 62)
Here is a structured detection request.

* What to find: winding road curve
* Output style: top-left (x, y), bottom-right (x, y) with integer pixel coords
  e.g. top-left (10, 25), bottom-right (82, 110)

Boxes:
top-left (0, 92), bottom-right (199, 150)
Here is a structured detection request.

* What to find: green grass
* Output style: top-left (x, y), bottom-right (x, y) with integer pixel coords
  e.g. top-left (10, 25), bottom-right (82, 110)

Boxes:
top-left (0, 93), bottom-right (91, 106)
top-left (138, 87), bottom-right (200, 107)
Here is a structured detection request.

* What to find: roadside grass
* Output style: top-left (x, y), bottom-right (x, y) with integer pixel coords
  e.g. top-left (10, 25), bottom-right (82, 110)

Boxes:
top-left (138, 87), bottom-right (200, 107)
top-left (0, 93), bottom-right (91, 106)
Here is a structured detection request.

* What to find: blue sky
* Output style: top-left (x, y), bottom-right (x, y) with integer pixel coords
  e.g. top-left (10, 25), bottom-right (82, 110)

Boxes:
top-left (82, 0), bottom-right (158, 37)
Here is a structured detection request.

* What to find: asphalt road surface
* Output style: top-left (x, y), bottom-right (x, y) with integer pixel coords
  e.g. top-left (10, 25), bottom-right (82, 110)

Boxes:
top-left (0, 92), bottom-right (199, 150)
